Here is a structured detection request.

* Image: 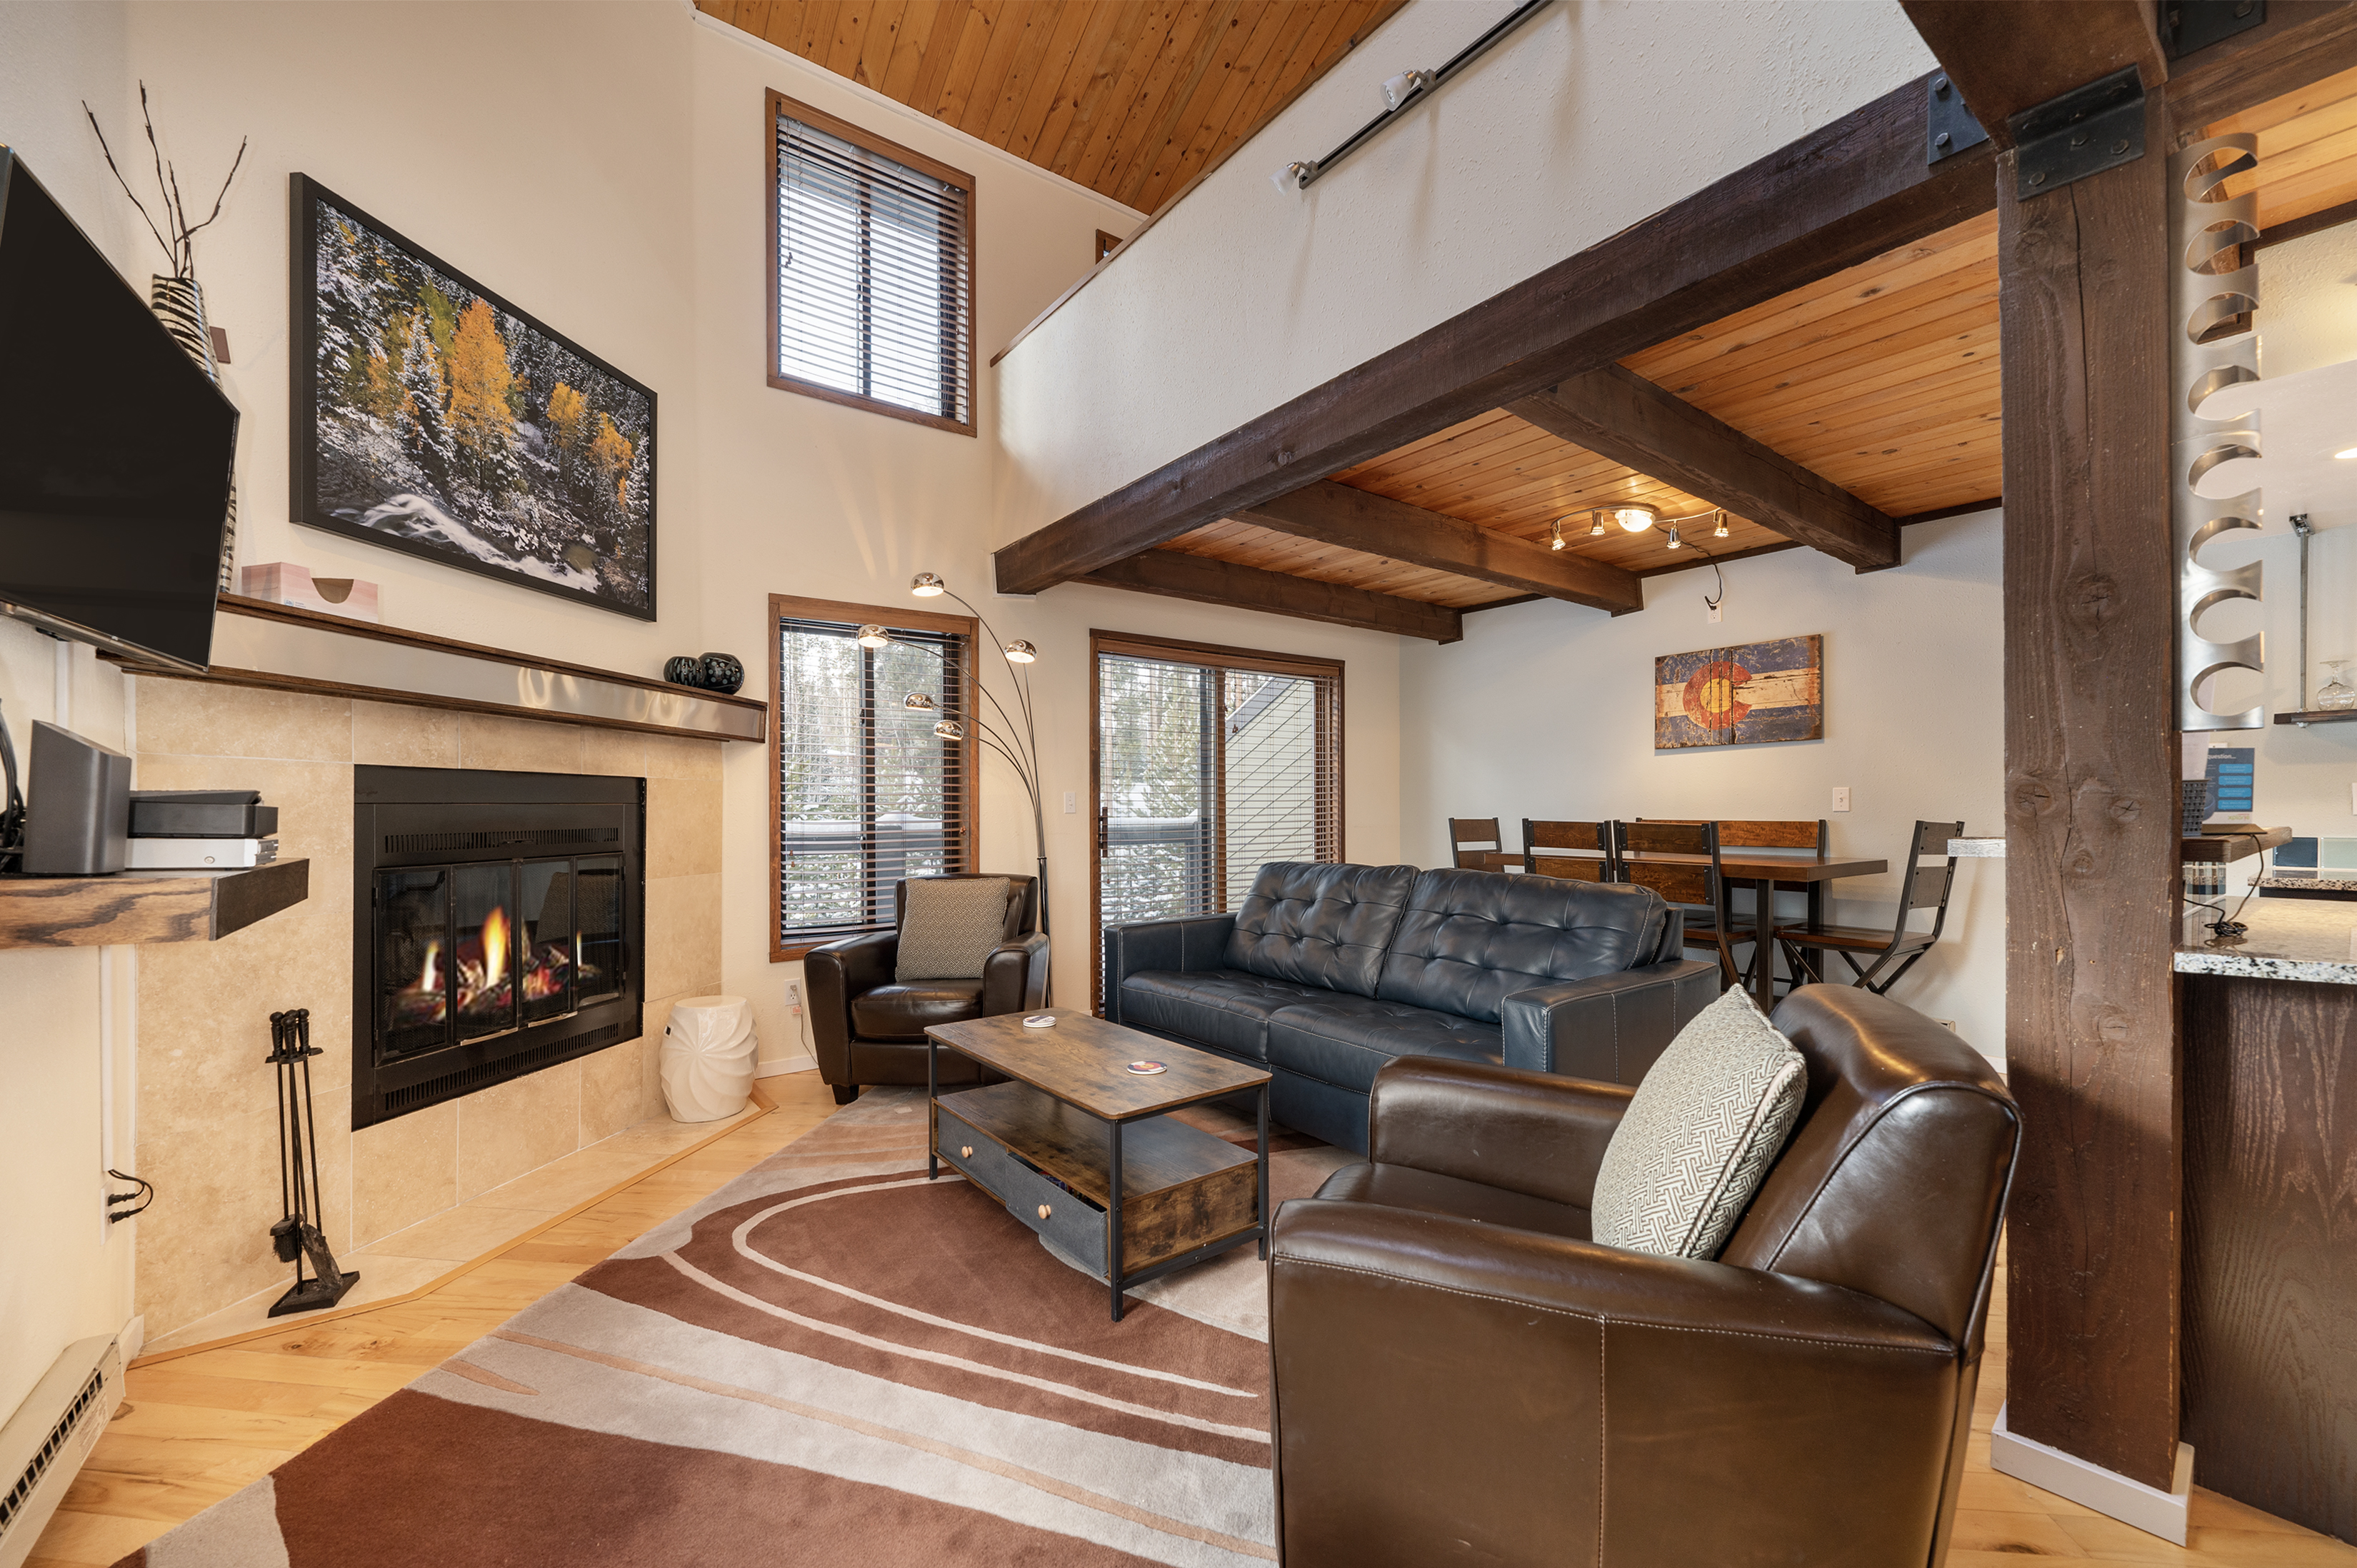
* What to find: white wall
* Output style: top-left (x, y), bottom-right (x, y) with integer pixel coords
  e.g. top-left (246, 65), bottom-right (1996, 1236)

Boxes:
top-left (689, 18), bottom-right (1403, 1060)
top-left (1399, 513), bottom-right (2008, 1060)
top-left (0, 0), bottom-right (141, 1424)
top-left (2261, 220), bottom-right (2357, 380)
top-left (996, 0), bottom-right (1939, 526)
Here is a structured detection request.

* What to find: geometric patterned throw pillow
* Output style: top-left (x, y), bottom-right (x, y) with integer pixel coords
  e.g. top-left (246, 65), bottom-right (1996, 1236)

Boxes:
top-left (1589, 984), bottom-right (1808, 1260)
top-left (895, 877), bottom-right (1012, 981)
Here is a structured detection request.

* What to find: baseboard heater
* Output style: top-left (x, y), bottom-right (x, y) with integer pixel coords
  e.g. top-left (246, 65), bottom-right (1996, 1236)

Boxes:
top-left (0, 1336), bottom-right (123, 1568)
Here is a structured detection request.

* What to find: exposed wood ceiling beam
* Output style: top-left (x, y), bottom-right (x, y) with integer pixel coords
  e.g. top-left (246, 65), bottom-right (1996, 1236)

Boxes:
top-left (994, 72), bottom-right (1998, 596)
top-left (1229, 481), bottom-right (1644, 615)
top-left (1898, 1), bottom-right (2166, 148)
top-left (2158, 1), bottom-right (2357, 131)
top-left (1078, 550), bottom-right (1464, 643)
top-left (1508, 366), bottom-right (1901, 573)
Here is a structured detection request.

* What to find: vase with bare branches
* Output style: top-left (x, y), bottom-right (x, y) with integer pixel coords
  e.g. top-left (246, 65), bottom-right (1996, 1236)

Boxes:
top-left (86, 85), bottom-right (247, 591)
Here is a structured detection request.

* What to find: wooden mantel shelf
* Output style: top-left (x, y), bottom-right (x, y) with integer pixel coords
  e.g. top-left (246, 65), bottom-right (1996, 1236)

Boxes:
top-left (2181, 827), bottom-right (2293, 864)
top-left (103, 596), bottom-right (766, 744)
top-left (0, 859), bottom-right (309, 949)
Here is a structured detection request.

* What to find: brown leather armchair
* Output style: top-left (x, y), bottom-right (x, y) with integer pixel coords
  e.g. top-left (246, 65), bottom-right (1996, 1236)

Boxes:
top-left (1268, 985), bottom-right (2018, 1567)
top-left (804, 874), bottom-right (1049, 1105)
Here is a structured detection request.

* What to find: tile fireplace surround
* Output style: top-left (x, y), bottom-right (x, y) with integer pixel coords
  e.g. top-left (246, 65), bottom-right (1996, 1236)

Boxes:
top-left (126, 676), bottom-right (723, 1345)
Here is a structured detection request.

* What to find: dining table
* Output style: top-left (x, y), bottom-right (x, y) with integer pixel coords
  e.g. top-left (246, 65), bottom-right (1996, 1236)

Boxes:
top-left (1461, 848), bottom-right (1888, 1008)
top-left (1620, 849), bottom-right (1888, 1008)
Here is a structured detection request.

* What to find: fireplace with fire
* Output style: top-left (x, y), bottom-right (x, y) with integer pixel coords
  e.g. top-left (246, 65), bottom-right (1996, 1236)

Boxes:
top-left (352, 766), bottom-right (644, 1129)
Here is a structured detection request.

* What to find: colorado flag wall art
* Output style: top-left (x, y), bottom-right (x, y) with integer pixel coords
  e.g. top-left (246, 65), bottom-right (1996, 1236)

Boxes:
top-left (1655, 635), bottom-right (1824, 750)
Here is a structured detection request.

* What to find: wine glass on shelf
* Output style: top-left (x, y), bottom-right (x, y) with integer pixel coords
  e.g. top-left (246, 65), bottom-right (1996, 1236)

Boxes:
top-left (2318, 659), bottom-right (2357, 711)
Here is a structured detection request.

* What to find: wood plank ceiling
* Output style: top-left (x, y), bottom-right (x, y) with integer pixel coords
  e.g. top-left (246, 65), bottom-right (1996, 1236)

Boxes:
top-left (698, 0), bottom-right (1411, 213)
top-left (1173, 64), bottom-right (2357, 626)
top-left (732, 6), bottom-right (2357, 633)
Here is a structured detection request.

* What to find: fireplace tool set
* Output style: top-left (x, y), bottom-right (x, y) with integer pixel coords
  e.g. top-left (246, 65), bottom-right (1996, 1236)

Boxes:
top-left (268, 1007), bottom-right (359, 1317)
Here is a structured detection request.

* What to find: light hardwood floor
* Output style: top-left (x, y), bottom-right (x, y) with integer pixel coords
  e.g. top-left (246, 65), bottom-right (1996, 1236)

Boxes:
top-left (28, 1070), bottom-right (2356, 1567)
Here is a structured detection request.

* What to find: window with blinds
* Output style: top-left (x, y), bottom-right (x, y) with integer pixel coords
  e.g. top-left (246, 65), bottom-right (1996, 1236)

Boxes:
top-left (770, 595), bottom-right (976, 956)
top-left (1092, 634), bottom-right (1343, 1002)
top-left (769, 91), bottom-right (975, 436)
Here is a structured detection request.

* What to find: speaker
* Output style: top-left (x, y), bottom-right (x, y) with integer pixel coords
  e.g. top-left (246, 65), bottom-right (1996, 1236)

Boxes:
top-left (23, 722), bottom-right (131, 875)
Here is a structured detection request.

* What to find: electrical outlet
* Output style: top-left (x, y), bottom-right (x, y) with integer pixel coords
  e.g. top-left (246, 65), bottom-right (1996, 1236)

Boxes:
top-left (784, 980), bottom-right (801, 1014)
top-left (1831, 786), bottom-right (1852, 813)
top-left (1706, 603), bottom-right (1722, 623)
top-left (1064, 790), bottom-right (1078, 814)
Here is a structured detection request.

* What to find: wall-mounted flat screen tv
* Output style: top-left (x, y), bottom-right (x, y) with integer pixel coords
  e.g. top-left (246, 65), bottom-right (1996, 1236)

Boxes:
top-left (0, 148), bottom-right (236, 672)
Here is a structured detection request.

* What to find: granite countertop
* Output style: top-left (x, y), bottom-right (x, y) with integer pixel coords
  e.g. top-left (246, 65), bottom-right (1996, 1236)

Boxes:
top-left (2176, 897), bottom-right (2357, 984)
top-left (2252, 875), bottom-right (2357, 892)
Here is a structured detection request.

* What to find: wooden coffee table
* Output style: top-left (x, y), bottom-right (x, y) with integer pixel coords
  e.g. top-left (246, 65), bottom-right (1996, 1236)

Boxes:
top-left (924, 1009), bottom-right (1273, 1322)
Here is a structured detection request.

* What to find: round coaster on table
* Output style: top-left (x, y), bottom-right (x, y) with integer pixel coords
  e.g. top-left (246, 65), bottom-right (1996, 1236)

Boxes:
top-left (1022, 1014), bottom-right (1057, 1028)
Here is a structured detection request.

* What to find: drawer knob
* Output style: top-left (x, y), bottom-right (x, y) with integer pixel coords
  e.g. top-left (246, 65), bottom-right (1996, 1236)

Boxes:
top-left (960, 1145), bottom-right (974, 1158)
top-left (1036, 1203), bottom-right (1052, 1220)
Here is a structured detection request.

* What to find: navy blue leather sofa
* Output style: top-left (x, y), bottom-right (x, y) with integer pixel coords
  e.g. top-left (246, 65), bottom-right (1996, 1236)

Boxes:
top-left (1101, 862), bottom-right (1719, 1152)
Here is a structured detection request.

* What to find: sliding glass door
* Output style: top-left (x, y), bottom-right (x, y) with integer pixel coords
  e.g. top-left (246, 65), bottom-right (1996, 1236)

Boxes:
top-left (1091, 633), bottom-right (1342, 1007)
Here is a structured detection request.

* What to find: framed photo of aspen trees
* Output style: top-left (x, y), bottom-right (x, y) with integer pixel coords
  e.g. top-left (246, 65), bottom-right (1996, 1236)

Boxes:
top-left (289, 174), bottom-right (656, 619)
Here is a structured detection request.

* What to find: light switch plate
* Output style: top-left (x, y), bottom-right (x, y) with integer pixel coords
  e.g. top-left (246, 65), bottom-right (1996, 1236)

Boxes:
top-left (1832, 786), bottom-right (1852, 812)
top-left (1064, 790), bottom-right (1079, 814)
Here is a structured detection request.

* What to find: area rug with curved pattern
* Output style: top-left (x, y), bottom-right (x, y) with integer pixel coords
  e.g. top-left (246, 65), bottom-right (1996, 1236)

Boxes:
top-left (112, 1088), bottom-right (1351, 1567)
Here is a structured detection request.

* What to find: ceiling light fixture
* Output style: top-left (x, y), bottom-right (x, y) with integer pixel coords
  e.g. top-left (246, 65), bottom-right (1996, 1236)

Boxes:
top-left (1588, 511), bottom-right (1606, 537)
top-left (1548, 517), bottom-right (1566, 551)
top-left (1666, 523), bottom-right (1683, 551)
top-left (1713, 510), bottom-right (1729, 538)
top-left (855, 624), bottom-right (891, 648)
top-left (1271, 161), bottom-right (1313, 192)
top-left (1380, 69), bottom-right (1436, 111)
top-left (910, 572), bottom-right (946, 596)
top-left (1614, 504), bottom-right (1661, 534)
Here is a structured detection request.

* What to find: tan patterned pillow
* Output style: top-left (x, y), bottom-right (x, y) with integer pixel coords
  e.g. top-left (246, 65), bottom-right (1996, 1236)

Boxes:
top-left (896, 878), bottom-right (1012, 980)
top-left (1590, 986), bottom-right (1806, 1260)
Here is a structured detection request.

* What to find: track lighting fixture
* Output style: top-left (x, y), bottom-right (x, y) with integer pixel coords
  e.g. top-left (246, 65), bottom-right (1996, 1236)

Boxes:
top-left (1548, 517), bottom-right (1566, 551)
top-left (1713, 510), bottom-right (1729, 538)
top-left (1666, 523), bottom-right (1683, 550)
top-left (1588, 511), bottom-right (1606, 536)
top-left (1614, 504), bottom-right (1661, 533)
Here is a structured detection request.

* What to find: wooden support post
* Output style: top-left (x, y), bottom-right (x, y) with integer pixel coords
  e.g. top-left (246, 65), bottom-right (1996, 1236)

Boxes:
top-left (1997, 91), bottom-right (2181, 1491)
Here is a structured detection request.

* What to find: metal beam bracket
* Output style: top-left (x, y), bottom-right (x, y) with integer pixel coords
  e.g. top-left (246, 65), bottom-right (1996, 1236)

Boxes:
top-left (2161, 0), bottom-right (2266, 60)
top-left (1926, 73), bottom-right (1989, 166)
top-left (2011, 66), bottom-right (2146, 198)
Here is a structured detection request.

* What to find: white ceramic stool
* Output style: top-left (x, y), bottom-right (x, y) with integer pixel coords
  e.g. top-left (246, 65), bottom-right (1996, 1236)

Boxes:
top-left (661, 995), bottom-right (756, 1122)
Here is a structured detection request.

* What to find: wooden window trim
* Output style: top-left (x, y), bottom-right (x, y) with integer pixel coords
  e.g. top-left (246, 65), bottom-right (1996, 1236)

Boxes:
top-left (770, 592), bottom-right (980, 962)
top-left (1087, 630), bottom-right (1346, 1008)
top-left (766, 89), bottom-right (978, 438)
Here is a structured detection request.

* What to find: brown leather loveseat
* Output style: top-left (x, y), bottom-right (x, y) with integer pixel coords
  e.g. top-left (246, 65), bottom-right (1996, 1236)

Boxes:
top-left (1267, 985), bottom-right (2018, 1566)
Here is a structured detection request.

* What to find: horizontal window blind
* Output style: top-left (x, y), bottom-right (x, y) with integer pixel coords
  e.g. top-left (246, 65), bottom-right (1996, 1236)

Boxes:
top-left (776, 109), bottom-right (972, 428)
top-left (1094, 643), bottom-right (1342, 1005)
top-left (776, 614), bottom-right (970, 947)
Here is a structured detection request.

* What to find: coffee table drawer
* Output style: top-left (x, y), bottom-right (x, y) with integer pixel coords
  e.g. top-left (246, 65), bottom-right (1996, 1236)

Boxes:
top-left (936, 1105), bottom-right (1019, 1203)
top-left (939, 1105), bottom-right (1109, 1278)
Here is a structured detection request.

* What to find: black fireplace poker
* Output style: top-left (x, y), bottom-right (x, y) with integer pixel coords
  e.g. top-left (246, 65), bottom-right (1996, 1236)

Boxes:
top-left (267, 1007), bottom-right (359, 1317)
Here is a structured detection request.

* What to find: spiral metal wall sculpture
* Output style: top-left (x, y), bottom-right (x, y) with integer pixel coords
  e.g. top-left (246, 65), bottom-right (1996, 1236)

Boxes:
top-left (2171, 133), bottom-right (2265, 731)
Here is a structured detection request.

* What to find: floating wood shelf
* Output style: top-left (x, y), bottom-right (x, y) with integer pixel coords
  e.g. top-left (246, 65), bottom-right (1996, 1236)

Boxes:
top-left (2275, 709), bottom-right (2357, 727)
top-left (2181, 828), bottom-right (2292, 864)
top-left (0, 859), bottom-right (309, 949)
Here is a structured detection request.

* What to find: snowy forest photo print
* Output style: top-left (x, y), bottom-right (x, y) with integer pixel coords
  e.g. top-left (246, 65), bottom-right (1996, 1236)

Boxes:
top-left (292, 176), bottom-right (656, 618)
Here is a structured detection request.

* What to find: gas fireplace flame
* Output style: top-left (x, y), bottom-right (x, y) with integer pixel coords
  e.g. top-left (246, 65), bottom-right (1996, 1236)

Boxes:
top-left (481, 906), bottom-right (509, 989)
top-left (412, 939), bottom-right (441, 995)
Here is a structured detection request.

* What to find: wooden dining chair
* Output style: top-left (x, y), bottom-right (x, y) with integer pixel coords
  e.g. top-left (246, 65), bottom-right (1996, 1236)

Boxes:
top-left (1773, 819), bottom-right (1963, 995)
top-left (1613, 819), bottom-right (1740, 988)
top-left (1521, 820), bottom-right (1614, 882)
top-left (1448, 818), bottom-right (1504, 870)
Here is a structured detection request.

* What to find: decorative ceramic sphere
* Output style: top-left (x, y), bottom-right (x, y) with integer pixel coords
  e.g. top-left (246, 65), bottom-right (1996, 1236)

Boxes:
top-left (698, 651), bottom-right (745, 695)
top-left (663, 655), bottom-right (704, 688)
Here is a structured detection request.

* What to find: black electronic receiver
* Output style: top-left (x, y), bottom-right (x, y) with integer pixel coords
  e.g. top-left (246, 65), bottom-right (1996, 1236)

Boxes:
top-left (129, 790), bottom-right (278, 838)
